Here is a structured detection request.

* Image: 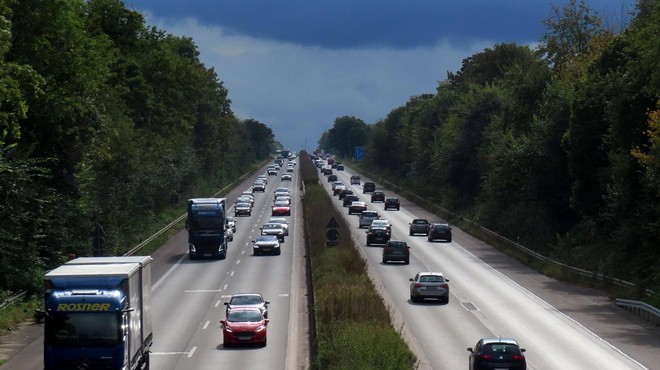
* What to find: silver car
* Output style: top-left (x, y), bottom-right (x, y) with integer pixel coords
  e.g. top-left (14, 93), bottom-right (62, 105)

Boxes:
top-left (260, 222), bottom-right (285, 242)
top-left (409, 272), bottom-right (450, 303)
top-left (358, 210), bottom-right (379, 228)
top-left (224, 293), bottom-right (270, 318)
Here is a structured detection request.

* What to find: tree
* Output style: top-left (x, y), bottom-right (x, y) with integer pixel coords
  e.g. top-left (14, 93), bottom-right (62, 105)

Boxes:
top-left (324, 116), bottom-right (367, 158)
top-left (540, 0), bottom-right (606, 74)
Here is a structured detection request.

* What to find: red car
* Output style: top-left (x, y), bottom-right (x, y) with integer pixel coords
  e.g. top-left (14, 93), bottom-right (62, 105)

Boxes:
top-left (271, 200), bottom-right (291, 216)
top-left (220, 307), bottom-right (269, 347)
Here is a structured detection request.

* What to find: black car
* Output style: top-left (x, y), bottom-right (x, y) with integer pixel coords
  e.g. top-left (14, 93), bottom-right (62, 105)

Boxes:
top-left (384, 196), bottom-right (400, 210)
top-left (428, 222), bottom-right (452, 242)
top-left (327, 174), bottom-right (338, 182)
top-left (343, 194), bottom-right (359, 207)
top-left (370, 191), bottom-right (385, 202)
top-left (366, 226), bottom-right (391, 246)
top-left (382, 240), bottom-right (410, 264)
top-left (336, 164), bottom-right (344, 170)
top-left (338, 189), bottom-right (354, 200)
top-left (467, 338), bottom-right (527, 370)
top-left (363, 182), bottom-right (376, 193)
top-left (409, 219), bottom-right (430, 235)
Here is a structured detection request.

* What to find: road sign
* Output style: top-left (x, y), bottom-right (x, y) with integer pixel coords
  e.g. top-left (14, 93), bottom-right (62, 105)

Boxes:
top-left (326, 217), bottom-right (340, 229)
top-left (326, 217), bottom-right (339, 247)
top-left (354, 146), bottom-right (364, 161)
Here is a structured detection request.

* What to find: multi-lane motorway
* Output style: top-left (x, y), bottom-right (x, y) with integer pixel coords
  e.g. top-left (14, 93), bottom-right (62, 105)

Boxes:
top-left (2, 157), bottom-right (658, 370)
top-left (323, 164), bottom-right (659, 370)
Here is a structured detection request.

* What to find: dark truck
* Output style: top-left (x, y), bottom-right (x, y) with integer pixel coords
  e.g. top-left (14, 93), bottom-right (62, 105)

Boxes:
top-left (186, 198), bottom-right (228, 259)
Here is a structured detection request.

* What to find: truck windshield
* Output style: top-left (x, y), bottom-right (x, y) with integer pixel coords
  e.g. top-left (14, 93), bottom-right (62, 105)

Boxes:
top-left (190, 212), bottom-right (224, 230)
top-left (45, 312), bottom-right (121, 346)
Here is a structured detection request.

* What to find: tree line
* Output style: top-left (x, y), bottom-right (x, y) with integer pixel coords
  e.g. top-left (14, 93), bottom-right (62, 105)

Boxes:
top-left (0, 0), bottom-right (277, 295)
top-left (320, 0), bottom-right (659, 294)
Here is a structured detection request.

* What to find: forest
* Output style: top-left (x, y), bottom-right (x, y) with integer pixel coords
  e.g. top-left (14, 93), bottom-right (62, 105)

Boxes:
top-left (319, 0), bottom-right (659, 296)
top-left (0, 0), bottom-right (277, 297)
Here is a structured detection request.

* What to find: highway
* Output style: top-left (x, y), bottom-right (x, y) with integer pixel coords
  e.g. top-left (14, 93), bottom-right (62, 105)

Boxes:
top-left (3, 156), bottom-right (659, 370)
top-left (2, 162), bottom-right (309, 370)
top-left (323, 163), bottom-right (658, 370)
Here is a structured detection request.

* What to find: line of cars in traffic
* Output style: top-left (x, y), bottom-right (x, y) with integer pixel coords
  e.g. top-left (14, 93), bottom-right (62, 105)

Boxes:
top-left (219, 154), bottom-right (297, 348)
top-left (314, 155), bottom-right (528, 369)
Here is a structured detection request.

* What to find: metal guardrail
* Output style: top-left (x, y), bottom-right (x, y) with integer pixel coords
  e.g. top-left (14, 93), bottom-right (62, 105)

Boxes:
top-left (0, 290), bottom-right (27, 310)
top-left (616, 299), bottom-right (660, 326)
top-left (124, 159), bottom-right (270, 256)
top-left (0, 160), bottom-right (271, 309)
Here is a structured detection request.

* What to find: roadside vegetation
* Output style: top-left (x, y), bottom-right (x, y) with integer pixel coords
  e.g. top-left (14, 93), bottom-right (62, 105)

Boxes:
top-left (317, 0), bottom-right (660, 301)
top-left (0, 0), bottom-right (278, 304)
top-left (300, 153), bottom-right (417, 369)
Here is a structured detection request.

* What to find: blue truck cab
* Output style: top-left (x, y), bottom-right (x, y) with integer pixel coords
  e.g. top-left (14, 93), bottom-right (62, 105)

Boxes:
top-left (44, 256), bottom-right (153, 370)
top-left (186, 198), bottom-right (228, 260)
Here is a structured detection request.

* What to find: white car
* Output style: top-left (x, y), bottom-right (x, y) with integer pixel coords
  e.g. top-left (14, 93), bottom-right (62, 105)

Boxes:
top-left (268, 217), bottom-right (289, 236)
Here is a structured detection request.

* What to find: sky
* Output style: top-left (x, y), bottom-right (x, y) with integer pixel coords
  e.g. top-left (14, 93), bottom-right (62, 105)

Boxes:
top-left (126, 0), bottom-right (636, 151)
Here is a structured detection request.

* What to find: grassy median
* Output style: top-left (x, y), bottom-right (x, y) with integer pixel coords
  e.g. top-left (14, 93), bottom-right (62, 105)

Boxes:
top-left (300, 153), bottom-right (416, 370)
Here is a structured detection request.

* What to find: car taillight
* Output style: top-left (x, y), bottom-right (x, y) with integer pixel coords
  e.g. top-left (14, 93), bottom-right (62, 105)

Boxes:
top-left (512, 355), bottom-right (523, 361)
top-left (478, 354), bottom-right (491, 360)
top-left (414, 283), bottom-right (424, 288)
top-left (440, 284), bottom-right (448, 288)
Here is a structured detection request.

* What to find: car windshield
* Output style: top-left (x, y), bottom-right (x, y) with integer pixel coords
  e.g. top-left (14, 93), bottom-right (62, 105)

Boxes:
top-left (263, 224), bottom-right (280, 230)
top-left (45, 312), bottom-right (121, 346)
top-left (230, 295), bottom-right (263, 305)
top-left (274, 201), bottom-right (289, 206)
top-left (236, 202), bottom-right (250, 208)
top-left (362, 212), bottom-right (377, 218)
top-left (227, 310), bottom-right (262, 322)
top-left (256, 236), bottom-right (277, 242)
top-left (413, 220), bottom-right (428, 225)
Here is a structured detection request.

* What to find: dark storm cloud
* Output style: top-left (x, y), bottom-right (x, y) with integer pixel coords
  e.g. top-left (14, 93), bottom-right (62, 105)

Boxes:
top-left (127, 0), bottom-right (555, 48)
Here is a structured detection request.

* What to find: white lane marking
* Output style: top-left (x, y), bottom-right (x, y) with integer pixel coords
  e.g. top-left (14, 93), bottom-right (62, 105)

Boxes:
top-left (236, 259), bottom-right (241, 265)
top-left (152, 253), bottom-right (188, 292)
top-left (223, 284), bottom-right (228, 291)
top-left (215, 300), bottom-right (221, 308)
top-left (203, 321), bottom-right (210, 330)
top-left (278, 293), bottom-right (289, 297)
top-left (187, 346), bottom-right (197, 358)
top-left (230, 271), bottom-right (235, 276)
top-left (151, 352), bottom-right (191, 356)
top-left (456, 244), bottom-right (649, 370)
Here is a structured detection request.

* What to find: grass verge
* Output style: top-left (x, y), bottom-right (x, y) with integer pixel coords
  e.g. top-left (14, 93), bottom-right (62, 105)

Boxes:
top-left (300, 152), bottom-right (417, 370)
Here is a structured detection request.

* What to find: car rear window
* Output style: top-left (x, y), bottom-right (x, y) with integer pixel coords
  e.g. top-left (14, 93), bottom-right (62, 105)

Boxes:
top-left (362, 211), bottom-right (378, 217)
top-left (387, 241), bottom-right (407, 249)
top-left (483, 343), bottom-right (520, 354)
top-left (413, 220), bottom-right (428, 224)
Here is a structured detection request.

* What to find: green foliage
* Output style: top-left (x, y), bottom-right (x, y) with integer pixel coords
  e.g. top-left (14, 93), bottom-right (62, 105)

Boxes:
top-left (314, 321), bottom-right (416, 370)
top-left (300, 153), bottom-right (415, 370)
top-left (351, 0), bottom-right (659, 293)
top-left (0, 0), bottom-right (275, 295)
top-left (322, 116), bottom-right (368, 157)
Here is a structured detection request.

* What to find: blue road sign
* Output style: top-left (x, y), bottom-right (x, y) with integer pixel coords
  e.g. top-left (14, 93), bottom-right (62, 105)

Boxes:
top-left (354, 146), bottom-right (364, 161)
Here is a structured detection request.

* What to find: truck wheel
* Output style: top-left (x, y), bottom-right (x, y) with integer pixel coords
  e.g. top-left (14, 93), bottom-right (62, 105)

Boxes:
top-left (143, 351), bottom-right (150, 370)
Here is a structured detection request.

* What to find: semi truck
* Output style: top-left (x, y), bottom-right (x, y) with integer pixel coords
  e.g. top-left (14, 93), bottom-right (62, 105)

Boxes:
top-left (186, 198), bottom-right (228, 259)
top-left (43, 256), bottom-right (153, 370)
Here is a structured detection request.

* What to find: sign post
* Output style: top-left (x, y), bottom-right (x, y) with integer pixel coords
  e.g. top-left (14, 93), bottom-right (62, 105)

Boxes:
top-left (326, 217), bottom-right (339, 247)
